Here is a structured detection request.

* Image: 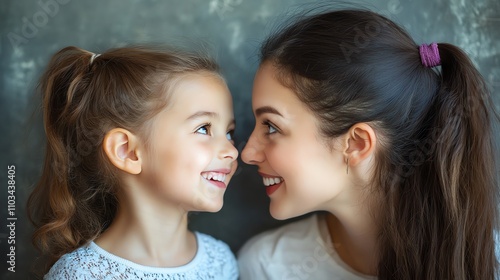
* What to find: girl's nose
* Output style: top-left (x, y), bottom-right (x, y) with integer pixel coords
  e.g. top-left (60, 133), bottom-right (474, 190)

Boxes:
top-left (220, 137), bottom-right (239, 161)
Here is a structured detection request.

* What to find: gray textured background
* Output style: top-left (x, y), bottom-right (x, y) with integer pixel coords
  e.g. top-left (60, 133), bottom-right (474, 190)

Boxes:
top-left (0, 0), bottom-right (499, 279)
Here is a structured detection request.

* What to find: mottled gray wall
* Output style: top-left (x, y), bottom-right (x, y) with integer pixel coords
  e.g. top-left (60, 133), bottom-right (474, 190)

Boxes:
top-left (0, 0), bottom-right (499, 279)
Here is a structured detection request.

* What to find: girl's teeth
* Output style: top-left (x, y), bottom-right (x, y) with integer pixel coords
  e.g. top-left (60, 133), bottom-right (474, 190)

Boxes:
top-left (201, 172), bottom-right (226, 182)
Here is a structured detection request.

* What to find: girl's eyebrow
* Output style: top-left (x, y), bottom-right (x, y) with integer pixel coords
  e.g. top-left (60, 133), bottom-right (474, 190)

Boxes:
top-left (187, 111), bottom-right (236, 127)
top-left (186, 111), bottom-right (219, 120)
top-left (255, 106), bottom-right (283, 117)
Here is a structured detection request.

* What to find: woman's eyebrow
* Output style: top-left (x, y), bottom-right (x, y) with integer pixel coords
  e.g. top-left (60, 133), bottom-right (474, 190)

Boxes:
top-left (255, 106), bottom-right (283, 117)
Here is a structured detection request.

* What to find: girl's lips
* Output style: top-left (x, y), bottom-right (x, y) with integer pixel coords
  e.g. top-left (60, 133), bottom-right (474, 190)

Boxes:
top-left (205, 168), bottom-right (231, 174)
top-left (201, 168), bottom-right (231, 189)
top-left (201, 176), bottom-right (227, 188)
top-left (207, 179), bottom-right (227, 188)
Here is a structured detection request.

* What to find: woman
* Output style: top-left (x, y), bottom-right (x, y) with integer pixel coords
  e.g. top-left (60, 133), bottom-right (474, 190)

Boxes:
top-left (238, 9), bottom-right (498, 279)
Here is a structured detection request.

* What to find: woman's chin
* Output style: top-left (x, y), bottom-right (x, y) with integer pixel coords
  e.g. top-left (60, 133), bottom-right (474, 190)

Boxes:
top-left (269, 203), bottom-right (303, 220)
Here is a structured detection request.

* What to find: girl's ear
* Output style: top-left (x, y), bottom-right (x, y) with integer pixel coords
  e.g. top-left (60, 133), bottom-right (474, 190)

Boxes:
top-left (103, 128), bottom-right (142, 174)
top-left (343, 123), bottom-right (377, 168)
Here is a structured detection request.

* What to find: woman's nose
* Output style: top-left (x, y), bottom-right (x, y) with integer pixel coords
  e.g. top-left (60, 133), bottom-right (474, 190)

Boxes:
top-left (241, 130), bottom-right (265, 165)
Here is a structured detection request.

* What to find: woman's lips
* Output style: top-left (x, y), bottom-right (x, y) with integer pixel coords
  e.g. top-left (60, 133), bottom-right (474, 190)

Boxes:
top-left (266, 181), bottom-right (283, 196)
top-left (259, 172), bottom-right (284, 196)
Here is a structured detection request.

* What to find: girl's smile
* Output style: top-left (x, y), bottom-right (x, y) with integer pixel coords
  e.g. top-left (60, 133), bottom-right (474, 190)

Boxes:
top-left (201, 169), bottom-right (231, 189)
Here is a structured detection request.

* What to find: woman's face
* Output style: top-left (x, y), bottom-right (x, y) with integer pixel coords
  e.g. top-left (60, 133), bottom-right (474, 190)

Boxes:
top-left (242, 62), bottom-right (350, 220)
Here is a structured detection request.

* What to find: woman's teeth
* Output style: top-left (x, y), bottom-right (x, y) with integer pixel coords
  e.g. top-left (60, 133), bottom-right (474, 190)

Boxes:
top-left (201, 172), bottom-right (226, 182)
top-left (263, 177), bottom-right (283, 186)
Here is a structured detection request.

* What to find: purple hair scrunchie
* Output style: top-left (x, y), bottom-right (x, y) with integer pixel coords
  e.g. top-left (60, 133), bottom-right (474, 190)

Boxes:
top-left (419, 43), bottom-right (441, 68)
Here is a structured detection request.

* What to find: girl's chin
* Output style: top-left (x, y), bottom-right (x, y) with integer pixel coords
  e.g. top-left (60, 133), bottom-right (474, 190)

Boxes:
top-left (190, 196), bottom-right (224, 213)
top-left (200, 202), bottom-right (223, 213)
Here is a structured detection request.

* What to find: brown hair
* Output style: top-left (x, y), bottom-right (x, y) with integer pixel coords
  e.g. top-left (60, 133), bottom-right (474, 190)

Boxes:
top-left (27, 46), bottom-right (221, 272)
top-left (261, 9), bottom-right (499, 279)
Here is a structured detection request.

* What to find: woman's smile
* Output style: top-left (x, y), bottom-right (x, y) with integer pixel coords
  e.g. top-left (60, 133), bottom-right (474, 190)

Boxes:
top-left (259, 172), bottom-right (284, 195)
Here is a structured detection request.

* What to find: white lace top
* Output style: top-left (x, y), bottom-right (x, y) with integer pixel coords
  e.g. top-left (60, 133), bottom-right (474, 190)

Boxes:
top-left (45, 232), bottom-right (238, 280)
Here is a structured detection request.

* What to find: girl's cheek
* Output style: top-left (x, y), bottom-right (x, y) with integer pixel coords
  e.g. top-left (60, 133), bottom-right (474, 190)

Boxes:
top-left (230, 160), bottom-right (238, 176)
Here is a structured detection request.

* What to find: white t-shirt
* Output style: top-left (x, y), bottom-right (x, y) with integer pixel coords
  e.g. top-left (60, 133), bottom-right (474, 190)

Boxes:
top-left (238, 214), bottom-right (377, 280)
top-left (45, 231), bottom-right (238, 280)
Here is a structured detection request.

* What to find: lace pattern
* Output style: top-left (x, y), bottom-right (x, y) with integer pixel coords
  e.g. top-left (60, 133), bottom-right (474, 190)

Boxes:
top-left (45, 232), bottom-right (238, 280)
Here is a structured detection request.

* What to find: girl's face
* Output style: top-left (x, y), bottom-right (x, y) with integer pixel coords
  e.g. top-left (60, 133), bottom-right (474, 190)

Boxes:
top-left (242, 62), bottom-right (349, 220)
top-left (141, 73), bottom-right (238, 212)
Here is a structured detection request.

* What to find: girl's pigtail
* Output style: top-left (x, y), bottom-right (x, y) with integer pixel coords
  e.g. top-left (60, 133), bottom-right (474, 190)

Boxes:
top-left (27, 46), bottom-right (96, 266)
top-left (431, 43), bottom-right (498, 279)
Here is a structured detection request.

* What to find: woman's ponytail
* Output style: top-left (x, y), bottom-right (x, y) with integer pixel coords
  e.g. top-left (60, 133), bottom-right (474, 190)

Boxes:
top-left (429, 43), bottom-right (498, 279)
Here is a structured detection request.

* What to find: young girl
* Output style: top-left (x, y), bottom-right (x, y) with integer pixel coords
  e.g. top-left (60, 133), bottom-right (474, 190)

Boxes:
top-left (28, 46), bottom-right (239, 279)
top-left (238, 9), bottom-right (499, 279)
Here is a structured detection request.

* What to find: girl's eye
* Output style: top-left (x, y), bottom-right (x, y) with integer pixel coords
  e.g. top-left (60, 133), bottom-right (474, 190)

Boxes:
top-left (196, 124), bottom-right (211, 135)
top-left (262, 121), bottom-right (278, 135)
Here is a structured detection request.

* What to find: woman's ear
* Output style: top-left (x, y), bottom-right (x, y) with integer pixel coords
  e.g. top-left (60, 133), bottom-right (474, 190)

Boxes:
top-left (103, 128), bottom-right (142, 174)
top-left (343, 123), bottom-right (377, 168)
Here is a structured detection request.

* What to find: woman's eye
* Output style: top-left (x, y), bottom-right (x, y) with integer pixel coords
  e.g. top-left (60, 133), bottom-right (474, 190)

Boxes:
top-left (196, 124), bottom-right (211, 135)
top-left (226, 130), bottom-right (234, 141)
top-left (262, 121), bottom-right (278, 135)
top-left (268, 125), bottom-right (277, 134)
